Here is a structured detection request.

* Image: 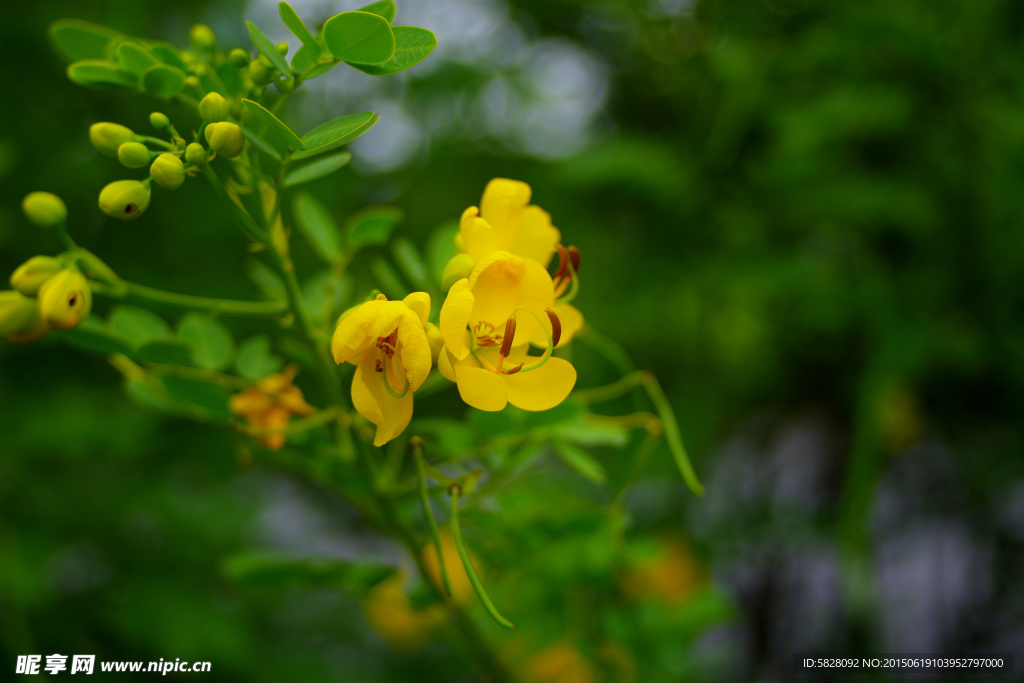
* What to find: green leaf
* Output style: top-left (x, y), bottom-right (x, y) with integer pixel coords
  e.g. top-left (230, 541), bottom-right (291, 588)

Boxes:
top-left (240, 124), bottom-right (284, 161)
top-left (291, 45), bottom-right (336, 79)
top-left (50, 20), bottom-right (122, 61)
top-left (345, 206), bottom-right (403, 252)
top-left (370, 257), bottom-right (408, 299)
top-left (391, 237), bottom-right (432, 293)
top-left (148, 42), bottom-right (188, 70)
top-left (293, 113), bottom-right (378, 160)
top-left (177, 314), bottom-right (235, 371)
top-left (245, 259), bottom-right (287, 301)
top-left (142, 64), bottom-right (187, 98)
top-left (246, 20), bottom-right (293, 81)
top-left (302, 270), bottom-right (335, 319)
top-left (322, 11), bottom-right (395, 65)
top-left (292, 192), bottom-right (343, 263)
top-left (109, 306), bottom-right (172, 344)
top-left (217, 62), bottom-right (244, 97)
top-left (135, 338), bottom-right (193, 365)
top-left (425, 220), bottom-right (459, 285)
top-left (359, 0), bottom-right (397, 23)
top-left (61, 317), bottom-right (135, 357)
top-left (115, 42), bottom-right (157, 76)
top-left (235, 335), bottom-right (284, 380)
top-left (162, 376), bottom-right (233, 417)
top-left (554, 441), bottom-right (607, 485)
top-left (346, 26), bottom-right (436, 76)
top-left (67, 61), bottom-right (138, 88)
top-left (554, 414), bottom-right (631, 448)
top-left (223, 553), bottom-right (396, 595)
top-left (242, 99), bottom-right (304, 150)
top-left (279, 1), bottom-right (320, 53)
top-left (283, 152), bottom-right (351, 187)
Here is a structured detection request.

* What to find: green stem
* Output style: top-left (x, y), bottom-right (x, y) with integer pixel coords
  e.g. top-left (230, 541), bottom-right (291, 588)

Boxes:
top-left (202, 165), bottom-right (270, 244)
top-left (641, 372), bottom-right (703, 496)
top-left (117, 281), bottom-right (288, 317)
top-left (54, 221), bottom-right (78, 252)
top-left (145, 361), bottom-right (251, 390)
top-left (412, 439), bottom-right (453, 598)
top-left (449, 486), bottom-right (515, 629)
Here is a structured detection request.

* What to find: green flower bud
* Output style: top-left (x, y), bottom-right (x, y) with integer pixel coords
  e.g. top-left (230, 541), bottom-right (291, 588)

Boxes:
top-left (229, 48), bottom-right (250, 67)
top-left (199, 92), bottom-right (229, 123)
top-left (276, 42), bottom-right (289, 56)
top-left (204, 122), bottom-right (245, 158)
top-left (189, 24), bottom-right (216, 52)
top-left (89, 122), bottom-right (135, 157)
top-left (38, 269), bottom-right (91, 331)
top-left (21, 192), bottom-right (67, 228)
top-left (99, 180), bottom-right (152, 220)
top-left (150, 153), bottom-right (186, 190)
top-left (0, 290), bottom-right (39, 338)
top-left (441, 253), bottom-right (478, 292)
top-left (185, 75), bottom-right (201, 90)
top-left (248, 60), bottom-right (270, 86)
top-left (275, 78), bottom-right (294, 94)
top-left (118, 142), bottom-right (152, 169)
top-left (185, 143), bottom-right (208, 167)
top-left (10, 256), bottom-right (62, 297)
top-left (149, 111), bottom-right (170, 129)
top-left (424, 322), bottom-right (444, 365)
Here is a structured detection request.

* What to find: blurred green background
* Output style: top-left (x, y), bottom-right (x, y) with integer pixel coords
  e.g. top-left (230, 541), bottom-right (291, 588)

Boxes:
top-left (2, 0), bottom-right (1024, 680)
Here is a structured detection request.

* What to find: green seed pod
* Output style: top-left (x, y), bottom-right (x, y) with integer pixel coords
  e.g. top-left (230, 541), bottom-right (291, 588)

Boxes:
top-left (198, 92), bottom-right (229, 123)
top-left (150, 153), bottom-right (186, 190)
top-left (248, 59), bottom-right (270, 86)
top-left (149, 111), bottom-right (170, 129)
top-left (89, 122), bottom-right (135, 157)
top-left (229, 48), bottom-right (250, 67)
top-left (276, 42), bottom-right (289, 56)
top-left (423, 322), bottom-right (444, 365)
top-left (0, 290), bottom-right (39, 338)
top-left (117, 142), bottom-right (152, 169)
top-left (10, 256), bottom-right (62, 297)
top-left (441, 254), bottom-right (478, 292)
top-left (99, 180), bottom-right (152, 220)
top-left (38, 269), bottom-right (91, 330)
top-left (184, 142), bottom-right (208, 167)
top-left (21, 192), bottom-right (67, 229)
top-left (204, 122), bottom-right (245, 158)
top-left (189, 24), bottom-right (216, 52)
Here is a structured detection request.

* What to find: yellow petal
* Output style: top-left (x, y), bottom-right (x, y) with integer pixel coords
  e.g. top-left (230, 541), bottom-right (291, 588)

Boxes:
top-left (503, 356), bottom-right (577, 411)
top-left (397, 313), bottom-right (432, 391)
top-left (439, 279), bottom-right (474, 360)
top-left (261, 405), bottom-right (291, 450)
top-left (479, 178), bottom-right (530, 245)
top-left (437, 346), bottom-right (457, 382)
top-left (352, 348), bottom-right (414, 446)
top-left (454, 356), bottom-right (508, 411)
top-left (512, 259), bottom-right (556, 345)
top-left (554, 303), bottom-right (584, 347)
top-left (468, 252), bottom-right (526, 328)
top-left (331, 299), bottom-right (385, 364)
top-left (459, 206), bottom-right (499, 262)
top-left (511, 205), bottom-right (561, 268)
top-left (369, 300), bottom-right (409, 340)
top-left (229, 388), bottom-right (272, 417)
top-left (402, 292), bottom-right (431, 326)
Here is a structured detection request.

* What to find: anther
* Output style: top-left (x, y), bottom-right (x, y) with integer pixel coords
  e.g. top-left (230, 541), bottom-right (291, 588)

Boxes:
top-left (568, 246), bottom-right (581, 274)
top-left (500, 316), bottom-right (517, 358)
top-left (502, 362), bottom-right (524, 375)
top-left (553, 244), bottom-right (569, 281)
top-left (546, 308), bottom-right (561, 347)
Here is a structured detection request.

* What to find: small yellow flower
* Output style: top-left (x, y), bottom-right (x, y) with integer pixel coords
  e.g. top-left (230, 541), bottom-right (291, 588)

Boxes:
top-left (421, 527), bottom-right (477, 606)
top-left (229, 365), bottom-right (315, 450)
top-left (37, 269), bottom-right (91, 330)
top-left (619, 536), bottom-right (704, 607)
top-left (363, 573), bottom-right (445, 649)
top-left (438, 252), bottom-right (576, 412)
top-left (331, 293), bottom-right (432, 447)
top-left (457, 178), bottom-right (562, 268)
top-left (522, 641), bottom-right (598, 683)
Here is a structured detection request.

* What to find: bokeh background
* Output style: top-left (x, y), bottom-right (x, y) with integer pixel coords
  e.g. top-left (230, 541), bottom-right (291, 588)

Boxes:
top-left (2, 0), bottom-right (1023, 680)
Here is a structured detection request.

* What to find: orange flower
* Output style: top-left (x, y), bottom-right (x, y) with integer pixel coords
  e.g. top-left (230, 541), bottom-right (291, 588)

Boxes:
top-left (229, 365), bottom-right (315, 450)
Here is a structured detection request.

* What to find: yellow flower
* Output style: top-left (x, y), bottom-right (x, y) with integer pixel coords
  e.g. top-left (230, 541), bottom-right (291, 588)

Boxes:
top-left (331, 293), bottom-right (432, 447)
top-left (229, 365), bottom-right (315, 450)
top-left (457, 177), bottom-right (561, 268)
top-left (438, 252), bottom-right (576, 412)
top-left (363, 573), bottom-right (445, 649)
top-left (619, 536), bottom-right (704, 607)
top-left (522, 641), bottom-right (598, 683)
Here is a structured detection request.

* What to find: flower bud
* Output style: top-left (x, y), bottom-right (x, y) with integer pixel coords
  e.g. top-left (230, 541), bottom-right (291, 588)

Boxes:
top-left (118, 142), bottom-right (152, 169)
top-left (89, 122), bottom-right (135, 157)
top-left (204, 122), bottom-right (245, 158)
top-left (21, 192), bottom-right (67, 228)
top-left (441, 253), bottom-right (477, 292)
top-left (5, 305), bottom-right (48, 344)
top-left (185, 143), bottom-right (208, 167)
top-left (99, 180), bottom-right (151, 220)
top-left (0, 290), bottom-right (38, 338)
top-left (248, 60), bottom-right (270, 86)
top-left (150, 153), bottom-right (186, 190)
top-left (149, 111), bottom-right (170, 129)
top-left (10, 256), bottom-right (62, 296)
top-left (189, 24), bottom-right (216, 52)
top-left (199, 92), bottom-right (229, 123)
top-left (185, 75), bottom-right (201, 90)
top-left (229, 48), bottom-right (250, 67)
top-left (38, 270), bottom-right (92, 330)
top-left (424, 322), bottom-right (444, 365)
top-left (276, 42), bottom-right (289, 56)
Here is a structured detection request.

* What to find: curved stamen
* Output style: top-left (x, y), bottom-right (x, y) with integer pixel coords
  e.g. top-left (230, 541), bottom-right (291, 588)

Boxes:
top-left (556, 253), bottom-right (580, 304)
top-left (506, 306), bottom-right (554, 373)
top-left (546, 308), bottom-right (562, 347)
top-left (380, 344), bottom-right (410, 398)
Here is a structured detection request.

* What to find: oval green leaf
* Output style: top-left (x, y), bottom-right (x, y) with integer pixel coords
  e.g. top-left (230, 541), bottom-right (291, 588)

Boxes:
top-left (67, 60), bottom-right (138, 88)
top-left (177, 313), bottom-right (235, 371)
top-left (142, 64), bottom-right (187, 98)
top-left (148, 42), bottom-right (188, 70)
top-left (300, 111), bottom-right (376, 152)
top-left (235, 335), bottom-right (284, 380)
top-left (293, 114), bottom-right (378, 160)
top-left (322, 11), bottom-right (395, 65)
top-left (246, 20), bottom-right (293, 81)
top-left (135, 338), bottom-right (193, 365)
top-left (346, 26), bottom-right (436, 76)
top-left (292, 192), bottom-right (343, 263)
top-left (109, 306), bottom-right (172, 344)
top-left (345, 206), bottom-right (403, 252)
top-left (359, 0), bottom-right (397, 23)
top-left (50, 20), bottom-right (122, 61)
top-left (115, 42), bottom-right (157, 76)
top-left (283, 151), bottom-right (351, 187)
top-left (279, 1), bottom-right (320, 53)
top-left (242, 99), bottom-right (304, 150)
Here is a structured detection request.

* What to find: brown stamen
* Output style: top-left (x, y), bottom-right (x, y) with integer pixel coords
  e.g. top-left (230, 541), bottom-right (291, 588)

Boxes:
top-left (568, 246), bottom-right (581, 274)
top-left (500, 316), bottom-right (517, 358)
top-left (502, 362), bottom-right (524, 375)
top-left (546, 308), bottom-right (561, 347)
top-left (553, 244), bottom-right (569, 283)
